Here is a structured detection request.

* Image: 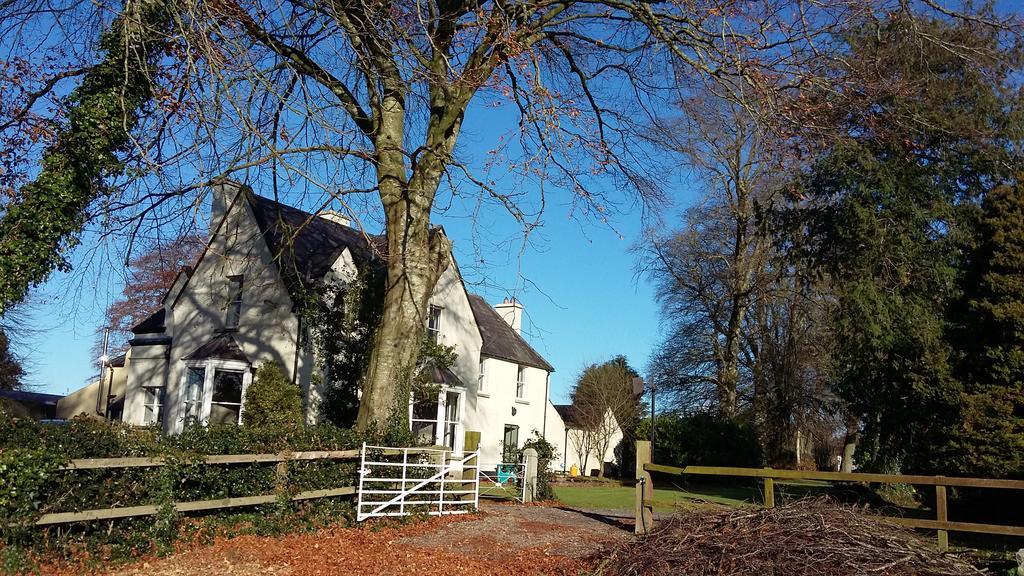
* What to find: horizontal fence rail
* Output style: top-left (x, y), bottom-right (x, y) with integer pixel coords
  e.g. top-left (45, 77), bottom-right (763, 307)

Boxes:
top-left (14, 449), bottom-right (378, 527)
top-left (634, 440), bottom-right (1024, 550)
top-left (57, 448), bottom-right (414, 470)
top-left (34, 487), bottom-right (357, 526)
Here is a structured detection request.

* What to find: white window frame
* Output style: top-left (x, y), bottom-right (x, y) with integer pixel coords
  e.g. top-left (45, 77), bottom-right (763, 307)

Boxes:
top-left (142, 386), bottom-right (166, 426)
top-left (427, 304), bottom-right (442, 343)
top-left (407, 385), bottom-right (465, 454)
top-left (177, 359), bottom-right (252, 431)
top-left (516, 365), bottom-right (526, 399)
top-left (225, 275), bottom-right (244, 329)
top-left (477, 358), bottom-right (487, 395)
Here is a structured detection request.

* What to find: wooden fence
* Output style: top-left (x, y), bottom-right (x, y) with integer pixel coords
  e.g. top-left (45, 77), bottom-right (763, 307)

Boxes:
top-left (24, 448), bottom-right (437, 527)
top-left (634, 440), bottom-right (1024, 550)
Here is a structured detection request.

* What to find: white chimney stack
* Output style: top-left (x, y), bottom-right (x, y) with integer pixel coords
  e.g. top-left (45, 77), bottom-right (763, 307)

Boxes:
top-left (494, 297), bottom-right (523, 334)
top-left (318, 210), bottom-right (351, 227)
top-left (211, 179), bottom-right (243, 228)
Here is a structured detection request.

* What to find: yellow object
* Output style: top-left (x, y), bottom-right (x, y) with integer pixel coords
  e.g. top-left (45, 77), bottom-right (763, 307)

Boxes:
top-left (569, 464), bottom-right (580, 477)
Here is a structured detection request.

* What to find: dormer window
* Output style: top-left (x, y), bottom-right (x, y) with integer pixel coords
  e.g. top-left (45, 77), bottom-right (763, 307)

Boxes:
top-left (427, 305), bottom-right (442, 343)
top-left (225, 275), bottom-right (243, 329)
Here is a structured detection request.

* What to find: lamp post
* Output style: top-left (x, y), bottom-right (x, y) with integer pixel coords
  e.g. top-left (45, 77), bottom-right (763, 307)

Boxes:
top-left (632, 376), bottom-right (653, 462)
top-left (649, 382), bottom-right (656, 462)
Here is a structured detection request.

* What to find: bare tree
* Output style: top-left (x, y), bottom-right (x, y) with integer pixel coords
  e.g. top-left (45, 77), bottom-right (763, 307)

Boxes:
top-left (642, 88), bottom-right (780, 416)
top-left (91, 234), bottom-right (205, 362)
top-left (641, 82), bottom-right (844, 465)
top-left (571, 356), bottom-right (640, 477)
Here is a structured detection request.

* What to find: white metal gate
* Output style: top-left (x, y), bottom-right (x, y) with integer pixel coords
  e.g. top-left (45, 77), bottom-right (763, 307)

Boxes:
top-left (356, 443), bottom-right (480, 521)
top-left (478, 461), bottom-right (527, 503)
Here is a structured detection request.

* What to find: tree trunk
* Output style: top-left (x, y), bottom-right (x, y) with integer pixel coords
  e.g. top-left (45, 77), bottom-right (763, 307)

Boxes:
top-left (355, 197), bottom-right (450, 431)
top-left (355, 97), bottom-right (452, 432)
top-left (841, 422), bottom-right (859, 473)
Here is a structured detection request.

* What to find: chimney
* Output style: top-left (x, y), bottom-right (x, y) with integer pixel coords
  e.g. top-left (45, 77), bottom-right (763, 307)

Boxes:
top-left (318, 210), bottom-right (351, 227)
top-left (494, 297), bottom-right (523, 334)
top-left (211, 179), bottom-right (243, 228)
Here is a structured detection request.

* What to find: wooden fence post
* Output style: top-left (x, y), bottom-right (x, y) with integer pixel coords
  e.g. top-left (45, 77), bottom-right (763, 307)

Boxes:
top-left (935, 479), bottom-right (948, 551)
top-left (763, 476), bottom-right (775, 508)
top-left (463, 430), bottom-right (481, 503)
top-left (635, 440), bottom-right (654, 535)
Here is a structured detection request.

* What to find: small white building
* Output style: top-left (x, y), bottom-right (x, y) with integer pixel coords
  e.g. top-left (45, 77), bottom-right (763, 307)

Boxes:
top-left (119, 180), bottom-right (575, 466)
top-left (547, 404), bottom-right (624, 476)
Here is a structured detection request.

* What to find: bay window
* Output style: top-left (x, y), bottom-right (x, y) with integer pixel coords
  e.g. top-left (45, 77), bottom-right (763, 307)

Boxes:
top-left (179, 359), bottom-right (251, 429)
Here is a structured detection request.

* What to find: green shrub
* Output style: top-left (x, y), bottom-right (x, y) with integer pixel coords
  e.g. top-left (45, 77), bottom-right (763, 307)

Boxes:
top-left (507, 430), bottom-right (559, 501)
top-left (636, 411), bottom-right (762, 469)
top-left (0, 416), bottom-right (389, 570)
top-left (242, 362), bottom-right (304, 429)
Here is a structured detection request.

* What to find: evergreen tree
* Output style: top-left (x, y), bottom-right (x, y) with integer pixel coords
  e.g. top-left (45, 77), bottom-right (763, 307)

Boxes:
top-left (948, 178), bottom-right (1024, 478)
top-left (788, 14), bottom-right (1023, 473)
top-left (242, 362), bottom-right (304, 429)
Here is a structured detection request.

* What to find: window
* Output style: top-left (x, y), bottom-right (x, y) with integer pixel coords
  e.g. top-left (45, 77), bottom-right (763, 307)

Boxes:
top-left (427, 305), bottom-right (442, 343)
top-left (503, 424), bottom-right (520, 463)
top-left (516, 365), bottom-right (526, 399)
top-left (225, 275), bottom-right (244, 328)
top-left (477, 359), bottom-right (487, 393)
top-left (183, 366), bottom-right (205, 424)
top-left (442, 391), bottom-right (461, 450)
top-left (143, 386), bottom-right (165, 425)
top-left (178, 360), bottom-right (251, 430)
top-left (408, 388), bottom-right (463, 451)
top-left (410, 389), bottom-right (439, 445)
top-left (209, 369), bottom-right (245, 424)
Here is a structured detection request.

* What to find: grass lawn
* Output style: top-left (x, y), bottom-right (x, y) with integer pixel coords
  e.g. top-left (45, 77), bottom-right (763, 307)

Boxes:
top-left (553, 477), bottom-right (836, 512)
top-left (553, 481), bottom-right (751, 511)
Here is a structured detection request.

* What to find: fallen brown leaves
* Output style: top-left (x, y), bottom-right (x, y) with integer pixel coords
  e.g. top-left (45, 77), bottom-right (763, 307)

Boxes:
top-left (593, 498), bottom-right (983, 576)
top-left (37, 504), bottom-right (619, 576)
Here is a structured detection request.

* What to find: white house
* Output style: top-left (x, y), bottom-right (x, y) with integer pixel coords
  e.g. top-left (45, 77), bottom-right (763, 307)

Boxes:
top-left (120, 180), bottom-right (570, 466)
top-left (547, 404), bottom-right (624, 476)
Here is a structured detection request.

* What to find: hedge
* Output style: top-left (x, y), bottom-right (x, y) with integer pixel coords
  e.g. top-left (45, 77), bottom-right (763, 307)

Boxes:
top-left (0, 416), bottom-right (412, 571)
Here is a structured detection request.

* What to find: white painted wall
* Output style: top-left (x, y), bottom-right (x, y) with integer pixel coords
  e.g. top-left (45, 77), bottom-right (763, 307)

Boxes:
top-left (423, 264), bottom-right (552, 463)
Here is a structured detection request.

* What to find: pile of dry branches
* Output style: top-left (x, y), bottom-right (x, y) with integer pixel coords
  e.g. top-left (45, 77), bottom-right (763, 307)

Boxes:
top-left (595, 499), bottom-right (983, 576)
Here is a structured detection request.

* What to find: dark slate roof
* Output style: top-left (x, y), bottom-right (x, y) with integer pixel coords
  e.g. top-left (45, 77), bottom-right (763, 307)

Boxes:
top-left (552, 404), bottom-right (582, 428)
top-left (247, 193), bottom-right (383, 292)
top-left (182, 334), bottom-right (249, 362)
top-left (426, 363), bottom-right (467, 388)
top-left (0, 389), bottom-right (64, 406)
top-left (467, 294), bottom-right (554, 372)
top-left (131, 309), bottom-right (166, 334)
